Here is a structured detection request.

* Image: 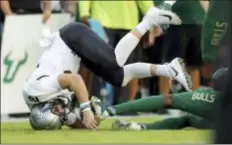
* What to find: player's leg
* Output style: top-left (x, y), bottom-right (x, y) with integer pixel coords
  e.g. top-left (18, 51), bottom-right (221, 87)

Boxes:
top-left (112, 116), bottom-right (189, 131)
top-left (158, 25), bottom-right (187, 95)
top-left (112, 113), bottom-right (210, 131)
top-left (121, 57), bottom-right (192, 92)
top-left (60, 7), bottom-right (181, 71)
top-left (185, 25), bottom-right (203, 90)
top-left (186, 114), bottom-right (211, 129)
top-left (59, 22), bottom-right (121, 70)
top-left (84, 55), bottom-right (193, 94)
top-left (114, 7), bottom-right (181, 67)
top-left (98, 87), bottom-right (221, 121)
top-left (144, 116), bottom-right (188, 130)
top-left (65, 23), bottom-right (192, 91)
top-left (60, 15), bottom-right (188, 90)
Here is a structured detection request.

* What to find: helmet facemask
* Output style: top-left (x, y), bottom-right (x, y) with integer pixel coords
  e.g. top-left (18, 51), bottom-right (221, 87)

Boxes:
top-left (48, 95), bottom-right (72, 117)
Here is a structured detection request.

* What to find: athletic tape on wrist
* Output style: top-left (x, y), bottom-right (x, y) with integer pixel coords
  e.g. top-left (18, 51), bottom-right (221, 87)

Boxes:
top-left (80, 101), bottom-right (91, 112)
top-left (80, 101), bottom-right (90, 108)
top-left (81, 107), bottom-right (91, 112)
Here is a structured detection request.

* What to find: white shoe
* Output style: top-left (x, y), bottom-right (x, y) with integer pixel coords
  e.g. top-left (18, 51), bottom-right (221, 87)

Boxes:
top-left (112, 119), bottom-right (143, 131)
top-left (168, 58), bottom-right (193, 92)
top-left (144, 7), bottom-right (182, 26)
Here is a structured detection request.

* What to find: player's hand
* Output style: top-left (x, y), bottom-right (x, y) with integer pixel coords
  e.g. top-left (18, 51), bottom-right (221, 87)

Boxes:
top-left (82, 109), bottom-right (97, 130)
top-left (42, 10), bottom-right (51, 24)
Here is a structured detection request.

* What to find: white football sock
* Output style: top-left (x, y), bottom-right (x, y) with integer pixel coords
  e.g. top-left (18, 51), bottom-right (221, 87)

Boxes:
top-left (122, 63), bottom-right (152, 86)
top-left (140, 88), bottom-right (149, 98)
top-left (114, 19), bottom-right (154, 67)
top-left (155, 64), bottom-right (174, 78)
top-left (114, 33), bottom-right (140, 67)
top-left (121, 63), bottom-right (177, 86)
top-left (164, 0), bottom-right (177, 6)
top-left (135, 19), bottom-right (153, 35)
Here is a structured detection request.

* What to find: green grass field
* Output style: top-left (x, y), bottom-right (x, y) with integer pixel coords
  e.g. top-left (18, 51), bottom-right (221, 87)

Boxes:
top-left (1, 117), bottom-right (211, 144)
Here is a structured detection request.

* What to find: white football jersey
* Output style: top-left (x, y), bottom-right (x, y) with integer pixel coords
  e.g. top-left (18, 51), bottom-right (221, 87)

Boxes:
top-left (23, 32), bottom-right (81, 107)
top-left (28, 32), bottom-right (81, 82)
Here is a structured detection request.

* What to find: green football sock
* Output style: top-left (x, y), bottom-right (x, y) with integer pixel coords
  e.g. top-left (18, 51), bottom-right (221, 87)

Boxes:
top-left (143, 116), bottom-right (188, 130)
top-left (143, 114), bottom-right (211, 130)
top-left (107, 95), bottom-right (166, 115)
top-left (186, 114), bottom-right (211, 129)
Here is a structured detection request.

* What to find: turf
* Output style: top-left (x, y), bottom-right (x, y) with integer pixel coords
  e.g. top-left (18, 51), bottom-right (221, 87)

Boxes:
top-left (1, 117), bottom-right (211, 144)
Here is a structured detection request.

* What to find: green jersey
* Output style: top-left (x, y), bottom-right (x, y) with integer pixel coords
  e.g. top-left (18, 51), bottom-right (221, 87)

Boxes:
top-left (153, 0), bottom-right (205, 24)
top-left (173, 0), bottom-right (205, 25)
top-left (153, 0), bottom-right (163, 5)
top-left (201, 0), bottom-right (230, 63)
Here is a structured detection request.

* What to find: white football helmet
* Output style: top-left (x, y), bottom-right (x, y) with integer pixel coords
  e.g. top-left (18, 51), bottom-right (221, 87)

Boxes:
top-left (29, 95), bottom-right (72, 130)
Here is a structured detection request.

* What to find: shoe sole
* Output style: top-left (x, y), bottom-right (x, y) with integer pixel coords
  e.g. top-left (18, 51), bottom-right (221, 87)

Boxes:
top-left (112, 119), bottom-right (130, 130)
top-left (112, 119), bottom-right (123, 130)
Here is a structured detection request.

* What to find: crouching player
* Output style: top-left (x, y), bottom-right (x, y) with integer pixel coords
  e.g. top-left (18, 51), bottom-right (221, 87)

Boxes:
top-left (92, 68), bottom-right (228, 130)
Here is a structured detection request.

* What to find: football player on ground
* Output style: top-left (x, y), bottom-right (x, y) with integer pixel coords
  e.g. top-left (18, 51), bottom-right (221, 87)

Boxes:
top-left (22, 7), bottom-right (192, 130)
top-left (92, 68), bottom-right (227, 130)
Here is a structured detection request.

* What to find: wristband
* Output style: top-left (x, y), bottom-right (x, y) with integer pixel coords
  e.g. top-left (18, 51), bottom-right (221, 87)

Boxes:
top-left (80, 101), bottom-right (90, 109)
top-left (80, 101), bottom-right (91, 112)
top-left (81, 107), bottom-right (91, 112)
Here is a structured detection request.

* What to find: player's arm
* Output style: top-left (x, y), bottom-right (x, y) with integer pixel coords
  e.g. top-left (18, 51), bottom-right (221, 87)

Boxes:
top-left (57, 73), bottom-right (97, 130)
top-left (1, 0), bottom-right (13, 15)
top-left (67, 1), bottom-right (76, 17)
top-left (201, 0), bottom-right (229, 63)
top-left (58, 74), bottom-right (89, 104)
top-left (199, 0), bottom-right (209, 12)
top-left (41, 0), bottom-right (51, 24)
top-left (78, 1), bottom-right (91, 24)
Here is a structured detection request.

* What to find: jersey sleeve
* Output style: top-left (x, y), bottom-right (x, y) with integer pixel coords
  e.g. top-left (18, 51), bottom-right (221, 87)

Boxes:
top-left (201, 0), bottom-right (230, 63)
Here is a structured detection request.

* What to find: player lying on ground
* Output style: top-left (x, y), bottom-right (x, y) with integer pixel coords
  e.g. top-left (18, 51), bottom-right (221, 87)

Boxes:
top-left (22, 7), bottom-right (192, 130)
top-left (92, 68), bottom-right (228, 130)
